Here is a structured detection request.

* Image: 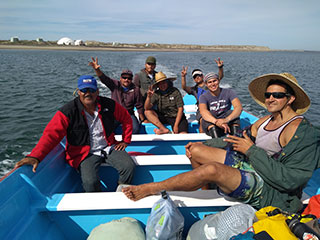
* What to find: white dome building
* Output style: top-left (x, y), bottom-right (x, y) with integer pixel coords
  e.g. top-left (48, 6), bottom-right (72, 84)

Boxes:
top-left (75, 40), bottom-right (85, 46)
top-left (57, 37), bottom-right (74, 45)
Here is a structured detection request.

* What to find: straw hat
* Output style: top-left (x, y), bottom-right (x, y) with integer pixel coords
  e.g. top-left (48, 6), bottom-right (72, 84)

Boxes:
top-left (154, 72), bottom-right (177, 85)
top-left (248, 73), bottom-right (310, 114)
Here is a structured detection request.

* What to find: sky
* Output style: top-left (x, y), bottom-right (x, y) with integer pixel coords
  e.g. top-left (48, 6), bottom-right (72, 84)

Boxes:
top-left (1, 0), bottom-right (320, 51)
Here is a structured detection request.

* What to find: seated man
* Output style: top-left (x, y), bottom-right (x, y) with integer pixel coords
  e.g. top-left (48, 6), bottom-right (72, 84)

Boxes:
top-left (123, 73), bottom-right (320, 213)
top-left (144, 72), bottom-right (188, 135)
top-left (15, 75), bottom-right (135, 192)
top-left (199, 72), bottom-right (242, 138)
top-left (89, 57), bottom-right (145, 134)
top-left (181, 58), bottom-right (224, 132)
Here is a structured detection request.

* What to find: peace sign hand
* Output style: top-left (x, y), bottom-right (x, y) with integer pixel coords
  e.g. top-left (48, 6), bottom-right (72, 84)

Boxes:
top-left (147, 85), bottom-right (155, 98)
top-left (214, 57), bottom-right (224, 68)
top-left (88, 57), bottom-right (101, 70)
top-left (181, 66), bottom-right (188, 77)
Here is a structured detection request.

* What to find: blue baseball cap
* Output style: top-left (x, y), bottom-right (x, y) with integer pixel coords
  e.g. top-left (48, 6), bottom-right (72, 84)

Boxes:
top-left (78, 75), bottom-right (97, 90)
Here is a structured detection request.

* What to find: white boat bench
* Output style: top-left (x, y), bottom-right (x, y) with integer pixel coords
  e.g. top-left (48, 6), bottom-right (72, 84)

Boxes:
top-left (46, 190), bottom-right (311, 212)
top-left (46, 190), bottom-right (237, 212)
top-left (101, 154), bottom-right (191, 167)
top-left (116, 133), bottom-right (211, 142)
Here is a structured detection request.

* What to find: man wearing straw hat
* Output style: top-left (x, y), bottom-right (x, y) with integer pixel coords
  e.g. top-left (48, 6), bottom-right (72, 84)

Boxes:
top-left (144, 71), bottom-right (188, 135)
top-left (123, 72), bottom-right (320, 212)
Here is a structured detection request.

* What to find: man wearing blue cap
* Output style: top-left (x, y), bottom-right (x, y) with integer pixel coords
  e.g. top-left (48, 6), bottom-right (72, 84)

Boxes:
top-left (15, 75), bottom-right (135, 192)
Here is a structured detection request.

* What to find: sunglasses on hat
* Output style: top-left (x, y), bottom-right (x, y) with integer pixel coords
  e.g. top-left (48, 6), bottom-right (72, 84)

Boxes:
top-left (264, 92), bottom-right (290, 99)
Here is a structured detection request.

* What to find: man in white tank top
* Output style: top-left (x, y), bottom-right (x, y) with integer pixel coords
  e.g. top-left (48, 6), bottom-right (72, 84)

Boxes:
top-left (123, 72), bottom-right (319, 213)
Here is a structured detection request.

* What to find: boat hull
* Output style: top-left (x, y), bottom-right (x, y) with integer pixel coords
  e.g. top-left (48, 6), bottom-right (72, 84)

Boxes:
top-left (1, 95), bottom-right (319, 239)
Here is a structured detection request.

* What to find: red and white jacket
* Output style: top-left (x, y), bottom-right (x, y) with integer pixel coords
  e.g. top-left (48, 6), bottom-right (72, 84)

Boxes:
top-left (28, 96), bottom-right (132, 169)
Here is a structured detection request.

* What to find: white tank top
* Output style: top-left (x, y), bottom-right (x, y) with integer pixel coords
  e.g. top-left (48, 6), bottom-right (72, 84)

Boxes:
top-left (255, 115), bottom-right (303, 156)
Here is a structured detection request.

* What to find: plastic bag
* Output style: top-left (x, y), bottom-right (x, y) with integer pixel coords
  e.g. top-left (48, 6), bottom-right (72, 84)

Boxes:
top-left (145, 191), bottom-right (184, 240)
top-left (187, 203), bottom-right (256, 240)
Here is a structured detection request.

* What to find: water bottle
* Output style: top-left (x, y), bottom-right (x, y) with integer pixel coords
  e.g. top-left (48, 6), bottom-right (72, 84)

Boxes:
top-left (286, 218), bottom-right (320, 240)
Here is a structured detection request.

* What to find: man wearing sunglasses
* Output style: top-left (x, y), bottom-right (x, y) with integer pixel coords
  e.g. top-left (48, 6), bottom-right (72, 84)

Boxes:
top-left (123, 72), bottom-right (319, 213)
top-left (15, 75), bottom-right (135, 192)
top-left (89, 57), bottom-right (144, 134)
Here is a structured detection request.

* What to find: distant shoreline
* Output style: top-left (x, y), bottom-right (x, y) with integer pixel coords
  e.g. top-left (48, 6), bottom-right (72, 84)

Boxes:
top-left (0, 44), bottom-right (275, 52)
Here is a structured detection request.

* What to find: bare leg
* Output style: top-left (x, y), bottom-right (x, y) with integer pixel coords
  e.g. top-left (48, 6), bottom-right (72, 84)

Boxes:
top-left (186, 142), bottom-right (227, 169)
top-left (145, 109), bottom-right (170, 134)
top-left (122, 163), bottom-right (241, 201)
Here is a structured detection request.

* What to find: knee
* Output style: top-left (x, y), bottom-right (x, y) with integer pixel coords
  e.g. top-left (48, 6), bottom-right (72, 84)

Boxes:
top-left (205, 164), bottom-right (219, 175)
top-left (120, 154), bottom-right (136, 172)
top-left (199, 163), bottom-right (218, 181)
top-left (196, 164), bottom-right (219, 181)
top-left (82, 177), bottom-right (101, 192)
top-left (189, 144), bottom-right (203, 158)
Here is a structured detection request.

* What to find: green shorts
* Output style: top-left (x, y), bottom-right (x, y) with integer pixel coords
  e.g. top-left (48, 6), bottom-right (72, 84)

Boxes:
top-left (218, 147), bottom-right (264, 208)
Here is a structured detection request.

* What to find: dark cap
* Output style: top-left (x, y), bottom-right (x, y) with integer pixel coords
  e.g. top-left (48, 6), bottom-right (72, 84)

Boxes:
top-left (145, 56), bottom-right (156, 64)
top-left (121, 69), bottom-right (133, 77)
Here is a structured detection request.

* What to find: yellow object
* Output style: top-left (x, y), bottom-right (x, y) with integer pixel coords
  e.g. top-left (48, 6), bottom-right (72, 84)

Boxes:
top-left (253, 206), bottom-right (298, 239)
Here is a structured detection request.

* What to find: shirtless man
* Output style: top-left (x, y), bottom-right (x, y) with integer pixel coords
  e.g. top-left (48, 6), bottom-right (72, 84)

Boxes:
top-left (123, 72), bottom-right (320, 212)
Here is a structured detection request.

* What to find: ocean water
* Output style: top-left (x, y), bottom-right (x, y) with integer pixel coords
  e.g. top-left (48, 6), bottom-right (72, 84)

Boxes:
top-left (1, 49), bottom-right (319, 177)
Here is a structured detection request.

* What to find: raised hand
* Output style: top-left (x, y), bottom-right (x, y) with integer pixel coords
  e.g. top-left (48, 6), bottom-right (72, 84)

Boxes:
top-left (88, 57), bottom-right (101, 70)
top-left (147, 85), bottom-right (155, 98)
top-left (181, 66), bottom-right (188, 77)
top-left (214, 57), bottom-right (224, 68)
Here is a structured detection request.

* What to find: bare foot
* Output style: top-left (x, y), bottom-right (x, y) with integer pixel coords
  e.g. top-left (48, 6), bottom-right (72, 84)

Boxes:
top-left (153, 128), bottom-right (170, 135)
top-left (122, 183), bottom-right (157, 201)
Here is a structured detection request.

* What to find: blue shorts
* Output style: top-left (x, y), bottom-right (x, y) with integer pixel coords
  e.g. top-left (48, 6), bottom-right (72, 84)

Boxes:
top-left (218, 147), bottom-right (264, 208)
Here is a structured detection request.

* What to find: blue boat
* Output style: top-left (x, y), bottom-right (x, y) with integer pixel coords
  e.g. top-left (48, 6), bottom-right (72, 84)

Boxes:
top-left (0, 95), bottom-right (319, 239)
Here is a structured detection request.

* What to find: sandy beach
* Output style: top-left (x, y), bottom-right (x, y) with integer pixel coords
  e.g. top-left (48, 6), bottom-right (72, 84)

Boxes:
top-left (0, 44), bottom-right (272, 52)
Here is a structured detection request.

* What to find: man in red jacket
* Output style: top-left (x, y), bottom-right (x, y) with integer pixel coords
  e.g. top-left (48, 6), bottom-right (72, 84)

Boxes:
top-left (15, 75), bottom-right (135, 192)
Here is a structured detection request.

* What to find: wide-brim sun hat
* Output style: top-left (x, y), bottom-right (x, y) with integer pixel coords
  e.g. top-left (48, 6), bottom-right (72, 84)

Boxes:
top-left (154, 72), bottom-right (176, 86)
top-left (248, 72), bottom-right (310, 114)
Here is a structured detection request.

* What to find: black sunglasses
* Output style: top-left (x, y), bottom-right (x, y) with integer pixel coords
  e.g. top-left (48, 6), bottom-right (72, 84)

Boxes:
top-left (79, 88), bottom-right (97, 93)
top-left (122, 76), bottom-right (132, 80)
top-left (264, 92), bottom-right (290, 99)
top-left (193, 74), bottom-right (203, 79)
